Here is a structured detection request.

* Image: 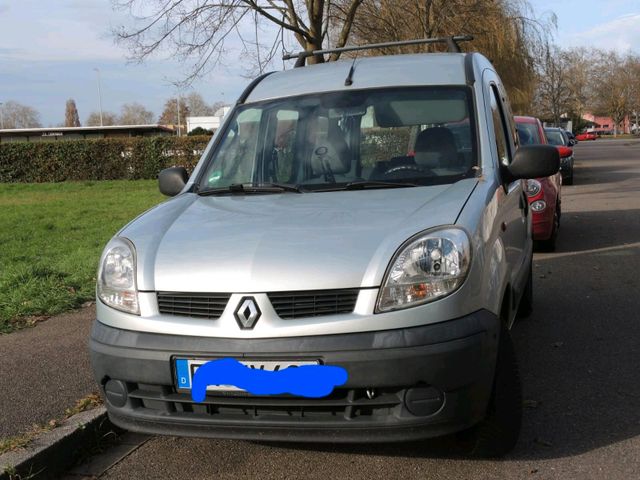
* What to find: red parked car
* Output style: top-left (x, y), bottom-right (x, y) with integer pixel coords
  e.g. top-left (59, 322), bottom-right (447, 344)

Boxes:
top-left (575, 131), bottom-right (597, 141)
top-left (514, 116), bottom-right (562, 251)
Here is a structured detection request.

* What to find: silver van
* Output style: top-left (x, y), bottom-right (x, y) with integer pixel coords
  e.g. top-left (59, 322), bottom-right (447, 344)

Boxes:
top-left (90, 38), bottom-right (559, 457)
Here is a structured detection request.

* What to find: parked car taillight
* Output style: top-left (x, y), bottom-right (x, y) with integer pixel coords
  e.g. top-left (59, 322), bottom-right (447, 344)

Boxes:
top-left (525, 179), bottom-right (542, 197)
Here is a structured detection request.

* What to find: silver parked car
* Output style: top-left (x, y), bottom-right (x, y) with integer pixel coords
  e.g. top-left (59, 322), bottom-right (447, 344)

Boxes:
top-left (90, 38), bottom-right (559, 457)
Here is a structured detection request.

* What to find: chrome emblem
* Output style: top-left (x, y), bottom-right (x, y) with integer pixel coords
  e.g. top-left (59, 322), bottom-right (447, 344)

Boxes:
top-left (234, 297), bottom-right (261, 329)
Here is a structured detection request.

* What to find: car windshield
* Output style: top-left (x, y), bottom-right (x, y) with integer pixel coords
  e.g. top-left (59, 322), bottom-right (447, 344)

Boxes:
top-left (516, 122), bottom-right (541, 145)
top-left (197, 87), bottom-right (477, 193)
top-left (545, 130), bottom-right (566, 146)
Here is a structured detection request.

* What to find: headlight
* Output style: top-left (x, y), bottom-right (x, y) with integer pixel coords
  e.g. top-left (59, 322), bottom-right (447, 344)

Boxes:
top-left (525, 179), bottom-right (542, 197)
top-left (377, 228), bottom-right (471, 312)
top-left (97, 237), bottom-right (139, 314)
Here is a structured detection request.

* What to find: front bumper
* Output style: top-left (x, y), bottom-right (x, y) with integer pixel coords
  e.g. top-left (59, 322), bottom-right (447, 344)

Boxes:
top-left (532, 212), bottom-right (554, 240)
top-left (90, 309), bottom-right (500, 442)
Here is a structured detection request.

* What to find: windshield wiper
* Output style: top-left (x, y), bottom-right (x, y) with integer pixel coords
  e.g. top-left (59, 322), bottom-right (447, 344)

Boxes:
top-left (343, 180), bottom-right (419, 190)
top-left (197, 183), bottom-right (305, 196)
top-left (260, 182), bottom-right (307, 193)
top-left (311, 180), bottom-right (419, 192)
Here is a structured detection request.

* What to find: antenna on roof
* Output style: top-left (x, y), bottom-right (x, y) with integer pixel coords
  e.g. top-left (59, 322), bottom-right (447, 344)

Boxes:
top-left (283, 35), bottom-right (473, 68)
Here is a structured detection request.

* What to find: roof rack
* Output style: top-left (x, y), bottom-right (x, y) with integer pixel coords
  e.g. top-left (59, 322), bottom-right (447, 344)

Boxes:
top-left (283, 35), bottom-right (473, 68)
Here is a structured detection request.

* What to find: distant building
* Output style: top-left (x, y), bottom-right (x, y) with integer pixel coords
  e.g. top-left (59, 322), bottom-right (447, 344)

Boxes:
top-left (186, 106), bottom-right (232, 134)
top-left (0, 124), bottom-right (175, 143)
top-left (582, 113), bottom-right (631, 134)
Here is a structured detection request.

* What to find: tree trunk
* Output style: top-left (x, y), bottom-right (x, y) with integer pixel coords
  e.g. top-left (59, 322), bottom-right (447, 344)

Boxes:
top-left (305, 40), bottom-right (325, 64)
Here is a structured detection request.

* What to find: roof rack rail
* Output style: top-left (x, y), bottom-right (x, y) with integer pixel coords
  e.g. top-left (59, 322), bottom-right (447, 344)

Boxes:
top-left (283, 35), bottom-right (473, 68)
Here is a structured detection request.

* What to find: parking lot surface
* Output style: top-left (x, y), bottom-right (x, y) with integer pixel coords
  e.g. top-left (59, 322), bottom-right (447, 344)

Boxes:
top-left (88, 140), bottom-right (640, 479)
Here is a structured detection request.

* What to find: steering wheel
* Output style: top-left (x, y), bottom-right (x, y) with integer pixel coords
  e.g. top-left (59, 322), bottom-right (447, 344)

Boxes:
top-left (382, 164), bottom-right (434, 178)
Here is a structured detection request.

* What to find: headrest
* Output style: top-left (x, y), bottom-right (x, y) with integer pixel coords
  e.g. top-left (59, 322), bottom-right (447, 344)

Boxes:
top-left (414, 127), bottom-right (458, 169)
top-left (310, 122), bottom-right (351, 176)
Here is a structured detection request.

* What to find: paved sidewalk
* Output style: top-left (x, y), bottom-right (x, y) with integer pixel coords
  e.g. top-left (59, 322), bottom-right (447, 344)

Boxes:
top-left (0, 306), bottom-right (96, 439)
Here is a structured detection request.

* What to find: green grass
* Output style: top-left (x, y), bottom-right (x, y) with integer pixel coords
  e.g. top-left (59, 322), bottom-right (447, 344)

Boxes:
top-left (0, 180), bottom-right (164, 333)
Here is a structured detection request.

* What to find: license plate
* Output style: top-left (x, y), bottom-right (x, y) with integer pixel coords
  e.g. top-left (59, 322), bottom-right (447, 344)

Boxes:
top-left (174, 358), bottom-right (319, 392)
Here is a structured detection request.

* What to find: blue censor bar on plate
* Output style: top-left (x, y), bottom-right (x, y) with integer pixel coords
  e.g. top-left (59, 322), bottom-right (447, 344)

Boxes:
top-left (184, 358), bottom-right (348, 403)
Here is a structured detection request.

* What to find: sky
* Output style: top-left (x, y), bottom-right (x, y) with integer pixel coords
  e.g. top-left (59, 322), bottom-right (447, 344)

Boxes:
top-left (1, 0), bottom-right (640, 127)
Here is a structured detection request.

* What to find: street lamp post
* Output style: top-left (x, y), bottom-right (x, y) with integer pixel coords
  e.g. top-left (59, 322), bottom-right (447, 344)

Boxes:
top-left (93, 68), bottom-right (104, 126)
top-left (0, 102), bottom-right (4, 129)
top-left (176, 97), bottom-right (181, 137)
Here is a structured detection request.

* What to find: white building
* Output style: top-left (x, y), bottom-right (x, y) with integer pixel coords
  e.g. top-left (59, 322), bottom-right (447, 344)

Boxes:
top-left (186, 106), bottom-right (232, 133)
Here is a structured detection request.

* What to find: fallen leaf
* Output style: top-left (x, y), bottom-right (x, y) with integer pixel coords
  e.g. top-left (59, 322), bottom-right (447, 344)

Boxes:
top-left (534, 438), bottom-right (553, 447)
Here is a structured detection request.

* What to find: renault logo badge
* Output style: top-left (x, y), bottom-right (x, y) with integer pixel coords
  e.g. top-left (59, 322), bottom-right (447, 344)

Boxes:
top-left (234, 297), bottom-right (261, 329)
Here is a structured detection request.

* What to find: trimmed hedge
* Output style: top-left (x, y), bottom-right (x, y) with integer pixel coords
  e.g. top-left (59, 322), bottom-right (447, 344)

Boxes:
top-left (0, 136), bottom-right (212, 183)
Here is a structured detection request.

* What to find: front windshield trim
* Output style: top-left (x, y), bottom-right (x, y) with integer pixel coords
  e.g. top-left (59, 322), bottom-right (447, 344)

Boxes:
top-left (193, 85), bottom-right (479, 192)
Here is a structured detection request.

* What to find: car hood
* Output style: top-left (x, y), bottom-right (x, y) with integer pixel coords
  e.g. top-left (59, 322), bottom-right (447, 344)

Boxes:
top-left (122, 179), bottom-right (478, 292)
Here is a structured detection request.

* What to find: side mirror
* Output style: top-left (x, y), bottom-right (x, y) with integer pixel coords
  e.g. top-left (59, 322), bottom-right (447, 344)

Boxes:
top-left (568, 139), bottom-right (576, 146)
top-left (505, 145), bottom-right (560, 181)
top-left (159, 166), bottom-right (188, 196)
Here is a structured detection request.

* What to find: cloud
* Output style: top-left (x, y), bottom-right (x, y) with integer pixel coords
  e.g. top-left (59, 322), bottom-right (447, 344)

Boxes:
top-left (565, 13), bottom-right (640, 54)
top-left (0, 0), bottom-right (130, 62)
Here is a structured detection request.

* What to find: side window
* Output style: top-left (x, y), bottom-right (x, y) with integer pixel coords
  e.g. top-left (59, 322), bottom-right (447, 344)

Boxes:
top-left (489, 86), bottom-right (511, 166)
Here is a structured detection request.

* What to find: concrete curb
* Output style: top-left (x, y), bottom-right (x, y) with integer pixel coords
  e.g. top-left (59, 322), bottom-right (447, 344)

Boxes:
top-left (0, 407), bottom-right (118, 480)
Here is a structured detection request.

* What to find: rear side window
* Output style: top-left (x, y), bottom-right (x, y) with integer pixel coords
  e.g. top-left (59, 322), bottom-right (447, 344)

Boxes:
top-left (489, 86), bottom-right (511, 166)
top-left (516, 123), bottom-right (542, 145)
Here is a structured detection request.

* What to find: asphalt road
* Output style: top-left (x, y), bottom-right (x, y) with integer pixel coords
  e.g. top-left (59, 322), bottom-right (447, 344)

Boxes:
top-left (0, 306), bottom-right (96, 439)
top-left (89, 140), bottom-right (640, 479)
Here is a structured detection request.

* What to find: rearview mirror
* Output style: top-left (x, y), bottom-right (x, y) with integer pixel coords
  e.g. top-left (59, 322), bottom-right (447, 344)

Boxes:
top-left (159, 166), bottom-right (188, 196)
top-left (504, 145), bottom-right (559, 181)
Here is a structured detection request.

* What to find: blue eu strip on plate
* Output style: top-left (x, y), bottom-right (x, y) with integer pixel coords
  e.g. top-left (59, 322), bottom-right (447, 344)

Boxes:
top-left (175, 359), bottom-right (192, 389)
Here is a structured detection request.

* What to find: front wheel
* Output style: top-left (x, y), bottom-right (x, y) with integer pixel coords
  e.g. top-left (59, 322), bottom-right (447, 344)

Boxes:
top-left (564, 166), bottom-right (574, 186)
top-left (457, 323), bottom-right (523, 458)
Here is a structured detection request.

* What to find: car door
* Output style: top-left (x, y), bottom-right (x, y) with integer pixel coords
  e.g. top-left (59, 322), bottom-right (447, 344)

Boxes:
top-left (483, 73), bottom-right (529, 291)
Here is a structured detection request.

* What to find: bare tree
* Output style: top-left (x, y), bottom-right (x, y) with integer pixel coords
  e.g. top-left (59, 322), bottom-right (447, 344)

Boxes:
top-left (623, 54), bottom-right (640, 132)
top-left (211, 101), bottom-right (227, 115)
top-left (86, 111), bottom-right (118, 126)
top-left (184, 92), bottom-right (216, 116)
top-left (118, 102), bottom-right (155, 125)
top-left (0, 101), bottom-right (42, 129)
top-left (534, 46), bottom-right (572, 125)
top-left (113, 0), bottom-right (365, 83)
top-left (158, 97), bottom-right (190, 129)
top-left (590, 51), bottom-right (631, 136)
top-left (65, 99), bottom-right (81, 127)
top-left (339, 0), bottom-right (554, 113)
top-left (561, 47), bottom-right (591, 129)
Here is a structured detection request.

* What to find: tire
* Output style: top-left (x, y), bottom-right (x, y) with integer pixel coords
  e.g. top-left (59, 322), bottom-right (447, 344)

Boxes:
top-left (564, 167), bottom-right (574, 186)
top-left (516, 259), bottom-right (533, 318)
top-left (457, 323), bottom-right (523, 458)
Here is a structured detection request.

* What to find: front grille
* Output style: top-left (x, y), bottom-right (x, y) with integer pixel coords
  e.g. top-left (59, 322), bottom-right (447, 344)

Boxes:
top-left (127, 383), bottom-right (404, 423)
top-left (268, 289), bottom-right (359, 319)
top-left (157, 292), bottom-right (231, 319)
